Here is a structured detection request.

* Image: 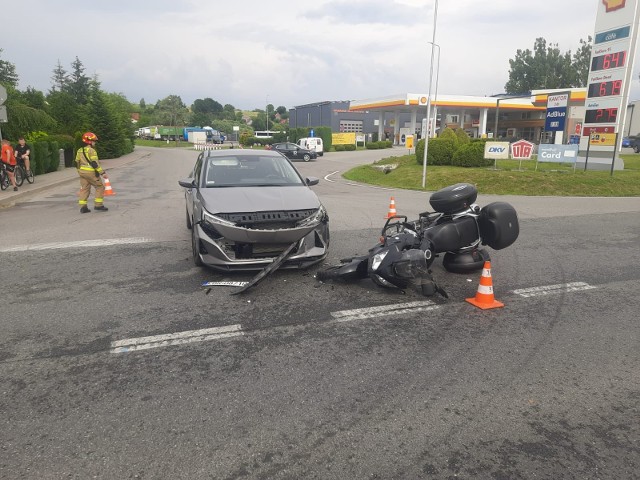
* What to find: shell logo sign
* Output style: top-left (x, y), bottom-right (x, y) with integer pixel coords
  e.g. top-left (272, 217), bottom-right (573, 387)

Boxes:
top-left (602, 0), bottom-right (625, 12)
top-left (419, 96), bottom-right (428, 105)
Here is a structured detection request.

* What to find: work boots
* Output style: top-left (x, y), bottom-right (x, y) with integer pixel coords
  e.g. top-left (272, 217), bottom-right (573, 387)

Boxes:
top-left (94, 205), bottom-right (109, 212)
top-left (80, 206), bottom-right (91, 214)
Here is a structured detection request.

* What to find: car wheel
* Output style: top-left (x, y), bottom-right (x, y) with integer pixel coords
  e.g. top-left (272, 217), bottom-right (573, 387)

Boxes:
top-left (635, 145), bottom-right (640, 154)
top-left (191, 224), bottom-right (203, 267)
top-left (303, 153), bottom-right (311, 162)
top-left (186, 208), bottom-right (192, 230)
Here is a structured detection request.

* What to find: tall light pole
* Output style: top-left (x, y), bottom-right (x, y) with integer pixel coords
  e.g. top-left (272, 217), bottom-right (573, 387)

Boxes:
top-left (428, 41), bottom-right (440, 144)
top-left (266, 95), bottom-right (269, 132)
top-left (421, 0), bottom-right (439, 189)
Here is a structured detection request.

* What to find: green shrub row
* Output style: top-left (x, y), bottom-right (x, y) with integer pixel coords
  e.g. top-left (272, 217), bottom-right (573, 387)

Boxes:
top-left (365, 140), bottom-right (392, 150)
top-left (415, 127), bottom-right (492, 167)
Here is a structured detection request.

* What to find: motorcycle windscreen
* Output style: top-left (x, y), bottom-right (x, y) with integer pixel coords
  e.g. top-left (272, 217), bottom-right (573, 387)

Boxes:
top-left (479, 202), bottom-right (519, 250)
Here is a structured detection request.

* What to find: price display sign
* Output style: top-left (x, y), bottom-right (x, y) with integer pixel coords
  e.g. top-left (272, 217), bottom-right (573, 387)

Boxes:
top-left (590, 50), bottom-right (627, 71)
top-left (584, 107), bottom-right (618, 123)
top-left (587, 80), bottom-right (623, 98)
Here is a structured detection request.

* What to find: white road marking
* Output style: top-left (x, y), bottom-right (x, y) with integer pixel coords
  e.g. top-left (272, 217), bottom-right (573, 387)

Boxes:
top-left (324, 171), bottom-right (340, 182)
top-left (331, 300), bottom-right (439, 322)
top-left (513, 282), bottom-right (596, 298)
top-left (111, 324), bottom-right (243, 353)
top-left (0, 237), bottom-right (152, 253)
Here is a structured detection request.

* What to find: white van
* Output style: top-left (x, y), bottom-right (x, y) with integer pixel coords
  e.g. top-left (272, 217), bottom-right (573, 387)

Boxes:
top-left (298, 137), bottom-right (324, 156)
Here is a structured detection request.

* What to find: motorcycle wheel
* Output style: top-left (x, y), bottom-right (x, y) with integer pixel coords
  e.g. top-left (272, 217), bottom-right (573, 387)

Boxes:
top-left (442, 249), bottom-right (489, 274)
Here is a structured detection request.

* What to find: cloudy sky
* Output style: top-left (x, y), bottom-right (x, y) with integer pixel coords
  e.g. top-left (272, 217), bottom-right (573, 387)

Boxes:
top-left (2, 0), bottom-right (639, 110)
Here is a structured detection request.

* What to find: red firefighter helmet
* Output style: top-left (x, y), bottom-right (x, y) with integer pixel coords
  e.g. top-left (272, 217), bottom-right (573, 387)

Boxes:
top-left (82, 132), bottom-right (98, 144)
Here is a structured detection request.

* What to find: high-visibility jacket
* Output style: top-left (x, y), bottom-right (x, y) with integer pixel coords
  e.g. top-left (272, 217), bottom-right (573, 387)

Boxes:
top-left (75, 146), bottom-right (104, 175)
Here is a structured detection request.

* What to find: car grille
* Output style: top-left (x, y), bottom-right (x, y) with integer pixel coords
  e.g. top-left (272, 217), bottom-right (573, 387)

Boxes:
top-left (217, 209), bottom-right (317, 230)
top-left (222, 242), bottom-right (291, 260)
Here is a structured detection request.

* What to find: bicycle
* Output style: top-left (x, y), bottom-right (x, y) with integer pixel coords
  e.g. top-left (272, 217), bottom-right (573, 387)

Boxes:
top-left (14, 158), bottom-right (34, 187)
top-left (0, 163), bottom-right (9, 190)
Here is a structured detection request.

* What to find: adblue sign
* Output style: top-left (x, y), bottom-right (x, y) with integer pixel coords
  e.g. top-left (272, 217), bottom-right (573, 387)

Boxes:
top-left (545, 93), bottom-right (569, 132)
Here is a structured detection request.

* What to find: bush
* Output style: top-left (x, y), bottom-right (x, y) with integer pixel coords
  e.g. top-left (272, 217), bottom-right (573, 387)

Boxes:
top-left (366, 142), bottom-right (380, 149)
top-left (439, 127), bottom-right (459, 144)
top-left (32, 141), bottom-right (50, 175)
top-left (334, 144), bottom-right (345, 151)
top-left (452, 142), bottom-right (494, 167)
top-left (454, 128), bottom-right (471, 145)
top-left (47, 141), bottom-right (60, 172)
top-left (344, 144), bottom-right (356, 151)
top-left (415, 138), bottom-right (457, 166)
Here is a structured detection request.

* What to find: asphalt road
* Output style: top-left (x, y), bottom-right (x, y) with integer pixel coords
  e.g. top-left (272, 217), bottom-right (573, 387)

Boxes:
top-left (1, 147), bottom-right (639, 479)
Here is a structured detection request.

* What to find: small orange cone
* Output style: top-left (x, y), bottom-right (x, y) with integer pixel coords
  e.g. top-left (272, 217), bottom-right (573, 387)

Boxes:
top-left (103, 177), bottom-right (116, 196)
top-left (385, 196), bottom-right (397, 218)
top-left (466, 261), bottom-right (504, 309)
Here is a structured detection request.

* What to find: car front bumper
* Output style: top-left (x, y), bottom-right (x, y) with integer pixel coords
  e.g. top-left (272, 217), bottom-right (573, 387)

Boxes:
top-left (195, 221), bottom-right (330, 271)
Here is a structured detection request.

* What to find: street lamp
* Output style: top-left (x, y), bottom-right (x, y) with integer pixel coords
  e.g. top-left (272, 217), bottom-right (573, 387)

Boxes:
top-left (421, 0), bottom-right (439, 189)
top-left (266, 95), bottom-right (269, 132)
top-left (427, 41), bottom-right (440, 142)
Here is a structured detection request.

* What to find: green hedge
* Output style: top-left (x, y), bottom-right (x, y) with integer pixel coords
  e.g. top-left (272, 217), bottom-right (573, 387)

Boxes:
top-left (451, 141), bottom-right (493, 167)
top-left (415, 138), bottom-right (457, 166)
top-left (334, 144), bottom-right (345, 151)
top-left (344, 144), bottom-right (356, 151)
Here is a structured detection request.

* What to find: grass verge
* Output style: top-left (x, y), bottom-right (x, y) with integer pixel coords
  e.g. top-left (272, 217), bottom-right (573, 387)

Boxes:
top-left (343, 154), bottom-right (640, 196)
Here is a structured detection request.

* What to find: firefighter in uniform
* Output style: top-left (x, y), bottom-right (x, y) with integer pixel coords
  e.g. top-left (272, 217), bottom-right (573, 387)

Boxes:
top-left (76, 132), bottom-right (109, 213)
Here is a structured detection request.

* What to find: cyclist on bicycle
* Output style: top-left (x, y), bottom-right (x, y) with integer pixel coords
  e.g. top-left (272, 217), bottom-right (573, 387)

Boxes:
top-left (14, 137), bottom-right (31, 173)
top-left (1, 139), bottom-right (18, 191)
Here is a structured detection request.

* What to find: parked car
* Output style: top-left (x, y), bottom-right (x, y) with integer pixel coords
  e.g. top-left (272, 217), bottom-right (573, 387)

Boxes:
top-left (272, 142), bottom-right (317, 162)
top-left (179, 149), bottom-right (329, 271)
top-left (623, 136), bottom-right (640, 153)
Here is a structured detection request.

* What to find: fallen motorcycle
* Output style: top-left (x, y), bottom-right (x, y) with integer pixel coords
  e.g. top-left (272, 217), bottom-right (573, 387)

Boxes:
top-left (316, 183), bottom-right (519, 296)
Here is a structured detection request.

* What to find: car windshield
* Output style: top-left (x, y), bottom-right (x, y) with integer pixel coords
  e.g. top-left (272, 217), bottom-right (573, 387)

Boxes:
top-left (203, 155), bottom-right (304, 187)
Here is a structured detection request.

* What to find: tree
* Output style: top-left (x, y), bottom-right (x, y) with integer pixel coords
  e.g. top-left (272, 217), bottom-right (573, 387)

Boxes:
top-left (0, 48), bottom-right (19, 87)
top-left (50, 60), bottom-right (68, 92)
top-left (572, 37), bottom-right (592, 87)
top-left (67, 56), bottom-right (90, 104)
top-left (86, 84), bottom-right (130, 158)
top-left (505, 37), bottom-right (591, 93)
top-left (156, 95), bottom-right (188, 126)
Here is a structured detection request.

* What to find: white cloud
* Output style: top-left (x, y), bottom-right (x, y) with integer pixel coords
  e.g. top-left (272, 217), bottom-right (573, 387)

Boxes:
top-left (2, 0), bottom-right (639, 109)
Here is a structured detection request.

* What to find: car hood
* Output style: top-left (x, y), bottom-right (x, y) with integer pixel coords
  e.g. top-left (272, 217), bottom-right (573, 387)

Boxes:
top-left (200, 185), bottom-right (321, 214)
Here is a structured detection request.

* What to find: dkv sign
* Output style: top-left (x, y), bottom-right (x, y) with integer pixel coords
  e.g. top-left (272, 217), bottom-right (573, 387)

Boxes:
top-left (484, 142), bottom-right (510, 159)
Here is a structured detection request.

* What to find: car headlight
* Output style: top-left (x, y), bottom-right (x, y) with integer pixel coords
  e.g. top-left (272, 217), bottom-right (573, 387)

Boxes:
top-left (371, 250), bottom-right (388, 271)
top-left (202, 209), bottom-right (235, 228)
top-left (296, 205), bottom-right (327, 228)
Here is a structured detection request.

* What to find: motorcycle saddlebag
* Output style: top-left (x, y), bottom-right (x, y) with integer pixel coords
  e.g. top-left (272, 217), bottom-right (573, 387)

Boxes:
top-left (429, 183), bottom-right (478, 214)
top-left (479, 202), bottom-right (519, 250)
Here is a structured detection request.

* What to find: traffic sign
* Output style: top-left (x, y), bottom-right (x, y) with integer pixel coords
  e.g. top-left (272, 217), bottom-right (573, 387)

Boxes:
top-left (0, 105), bottom-right (7, 123)
top-left (0, 85), bottom-right (6, 105)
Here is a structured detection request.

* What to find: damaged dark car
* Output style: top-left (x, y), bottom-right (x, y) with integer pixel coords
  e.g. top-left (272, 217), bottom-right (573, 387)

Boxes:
top-left (179, 149), bottom-right (330, 271)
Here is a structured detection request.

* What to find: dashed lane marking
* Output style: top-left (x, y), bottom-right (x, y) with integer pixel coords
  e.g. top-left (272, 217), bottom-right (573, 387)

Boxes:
top-left (513, 282), bottom-right (596, 298)
top-left (331, 300), bottom-right (439, 323)
top-left (110, 324), bottom-right (243, 353)
top-left (0, 237), bottom-right (152, 252)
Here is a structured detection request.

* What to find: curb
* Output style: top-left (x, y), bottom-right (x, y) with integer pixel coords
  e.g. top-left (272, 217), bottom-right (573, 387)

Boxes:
top-left (0, 150), bottom-right (151, 209)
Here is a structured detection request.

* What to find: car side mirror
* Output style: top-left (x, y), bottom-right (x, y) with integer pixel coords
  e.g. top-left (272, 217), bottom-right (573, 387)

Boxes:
top-left (306, 177), bottom-right (319, 186)
top-left (178, 178), bottom-right (196, 189)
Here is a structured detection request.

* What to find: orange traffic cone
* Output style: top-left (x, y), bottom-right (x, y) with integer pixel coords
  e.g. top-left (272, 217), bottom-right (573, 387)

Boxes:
top-left (103, 177), bottom-right (116, 196)
top-left (385, 197), bottom-right (397, 218)
top-left (466, 261), bottom-right (504, 309)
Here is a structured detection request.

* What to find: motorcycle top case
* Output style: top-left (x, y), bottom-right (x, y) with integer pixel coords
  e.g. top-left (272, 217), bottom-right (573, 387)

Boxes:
top-left (479, 202), bottom-right (519, 250)
top-left (429, 183), bottom-right (478, 214)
